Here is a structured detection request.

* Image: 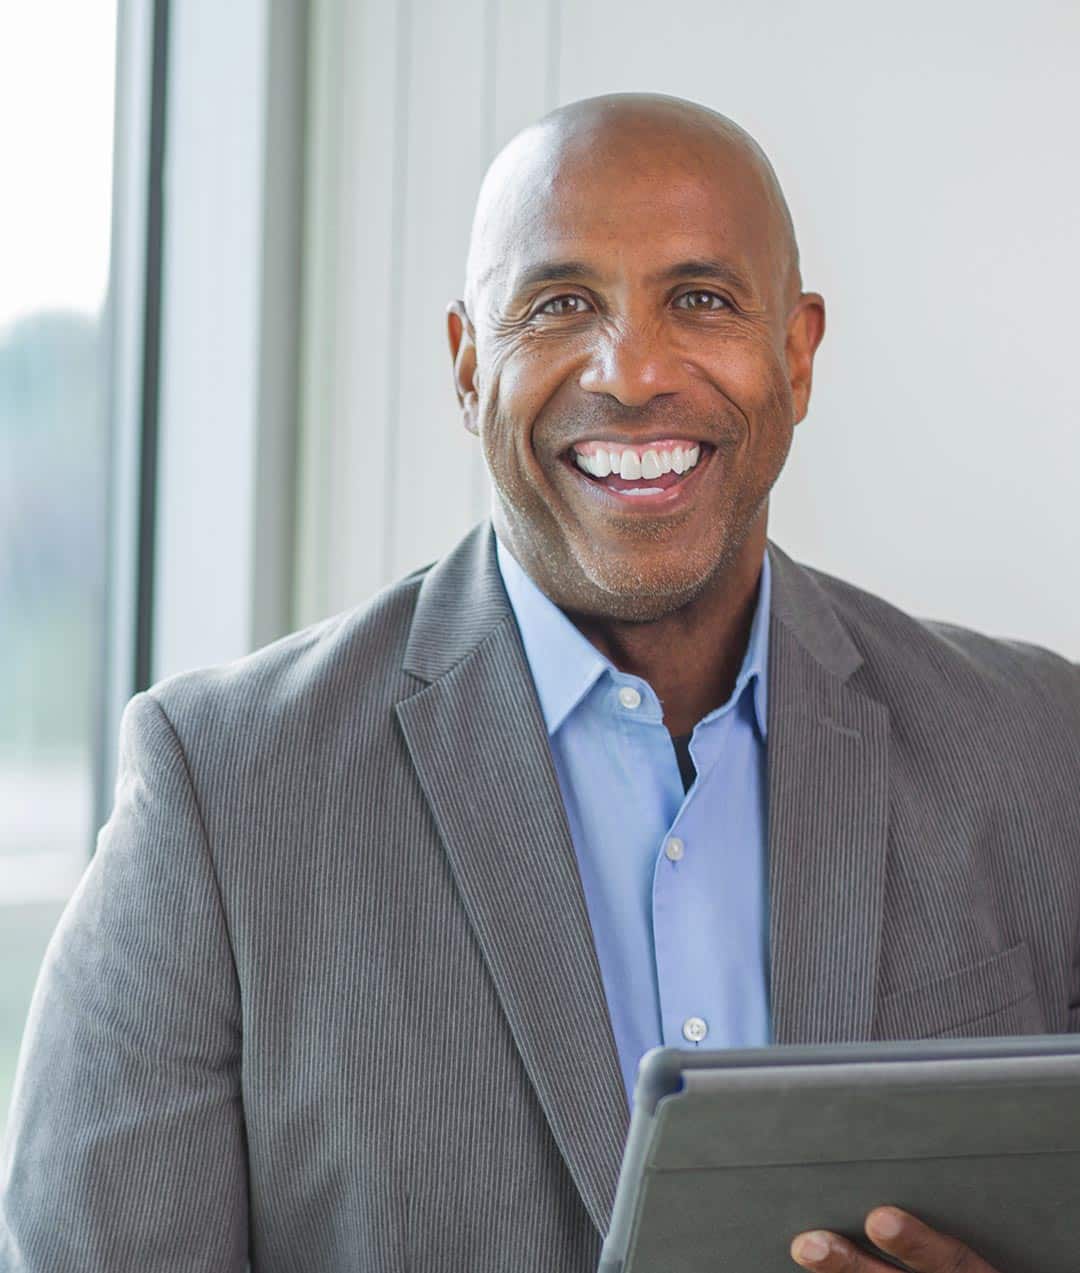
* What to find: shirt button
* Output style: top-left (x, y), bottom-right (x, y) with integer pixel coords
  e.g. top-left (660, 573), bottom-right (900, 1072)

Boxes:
top-left (665, 837), bottom-right (685, 861)
top-left (682, 1016), bottom-right (709, 1043)
top-left (617, 686), bottom-right (642, 710)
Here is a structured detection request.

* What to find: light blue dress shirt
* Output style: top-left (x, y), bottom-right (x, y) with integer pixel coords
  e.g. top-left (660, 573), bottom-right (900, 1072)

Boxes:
top-left (495, 537), bottom-right (773, 1105)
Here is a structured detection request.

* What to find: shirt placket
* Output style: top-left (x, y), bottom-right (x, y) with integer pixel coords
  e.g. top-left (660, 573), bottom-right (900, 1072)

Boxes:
top-left (652, 716), bottom-right (731, 1051)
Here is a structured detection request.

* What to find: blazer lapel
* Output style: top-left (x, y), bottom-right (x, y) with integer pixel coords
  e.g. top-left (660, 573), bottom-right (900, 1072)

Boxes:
top-left (765, 542), bottom-right (891, 1045)
top-left (395, 522), bottom-right (628, 1237)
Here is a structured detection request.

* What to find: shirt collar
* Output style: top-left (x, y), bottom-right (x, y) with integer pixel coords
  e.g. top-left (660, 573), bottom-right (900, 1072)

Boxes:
top-left (496, 536), bottom-right (608, 734)
top-left (496, 536), bottom-right (771, 740)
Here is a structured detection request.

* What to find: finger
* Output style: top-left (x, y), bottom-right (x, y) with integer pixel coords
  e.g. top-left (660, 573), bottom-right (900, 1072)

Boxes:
top-left (865, 1207), bottom-right (994, 1273)
top-left (791, 1228), bottom-right (898, 1273)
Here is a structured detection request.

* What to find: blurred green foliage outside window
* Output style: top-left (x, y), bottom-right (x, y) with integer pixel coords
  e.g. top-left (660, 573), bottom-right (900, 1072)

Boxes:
top-left (0, 1), bottom-right (118, 1137)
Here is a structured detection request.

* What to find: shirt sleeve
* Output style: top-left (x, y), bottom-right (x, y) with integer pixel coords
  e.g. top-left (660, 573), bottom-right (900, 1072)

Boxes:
top-left (0, 692), bottom-right (249, 1271)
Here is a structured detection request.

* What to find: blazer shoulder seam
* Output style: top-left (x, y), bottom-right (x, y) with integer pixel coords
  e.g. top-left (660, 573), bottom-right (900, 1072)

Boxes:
top-left (141, 690), bottom-right (242, 981)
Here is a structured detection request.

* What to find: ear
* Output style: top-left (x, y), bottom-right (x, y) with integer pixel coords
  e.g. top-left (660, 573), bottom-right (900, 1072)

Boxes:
top-left (785, 292), bottom-right (826, 424)
top-left (447, 301), bottom-right (480, 436)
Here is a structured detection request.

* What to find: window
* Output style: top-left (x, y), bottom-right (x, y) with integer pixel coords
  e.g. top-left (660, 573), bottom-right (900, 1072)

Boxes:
top-left (0, 1), bottom-right (119, 1135)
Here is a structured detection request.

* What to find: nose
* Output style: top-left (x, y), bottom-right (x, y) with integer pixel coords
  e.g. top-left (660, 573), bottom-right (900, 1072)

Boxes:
top-left (578, 324), bottom-right (688, 406)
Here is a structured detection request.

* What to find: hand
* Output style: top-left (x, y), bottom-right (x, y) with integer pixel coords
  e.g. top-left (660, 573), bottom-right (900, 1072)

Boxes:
top-left (790, 1206), bottom-right (1000, 1272)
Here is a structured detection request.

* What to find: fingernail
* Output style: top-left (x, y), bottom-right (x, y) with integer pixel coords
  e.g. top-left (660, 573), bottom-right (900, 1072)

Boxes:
top-left (794, 1232), bottom-right (831, 1263)
top-left (868, 1208), bottom-right (904, 1239)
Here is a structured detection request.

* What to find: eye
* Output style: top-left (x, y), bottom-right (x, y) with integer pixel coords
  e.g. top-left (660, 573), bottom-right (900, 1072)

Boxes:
top-left (537, 294), bottom-right (591, 317)
top-left (675, 289), bottom-right (730, 312)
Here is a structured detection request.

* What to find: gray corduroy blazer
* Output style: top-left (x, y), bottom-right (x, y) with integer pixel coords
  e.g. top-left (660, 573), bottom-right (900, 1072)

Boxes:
top-left (3, 521), bottom-right (1079, 1272)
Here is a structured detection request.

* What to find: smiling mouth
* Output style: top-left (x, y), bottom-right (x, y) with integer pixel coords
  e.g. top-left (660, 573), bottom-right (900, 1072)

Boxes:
top-left (560, 437), bottom-right (713, 496)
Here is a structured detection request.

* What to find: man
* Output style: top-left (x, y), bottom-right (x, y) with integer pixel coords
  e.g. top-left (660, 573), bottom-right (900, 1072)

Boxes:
top-left (2, 93), bottom-right (1078, 1273)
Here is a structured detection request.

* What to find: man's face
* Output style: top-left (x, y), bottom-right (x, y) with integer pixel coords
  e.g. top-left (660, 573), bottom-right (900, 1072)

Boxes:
top-left (450, 122), bottom-right (824, 622)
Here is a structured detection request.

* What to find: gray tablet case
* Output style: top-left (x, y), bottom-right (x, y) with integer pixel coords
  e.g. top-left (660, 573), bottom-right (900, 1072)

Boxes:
top-left (598, 1035), bottom-right (1080, 1273)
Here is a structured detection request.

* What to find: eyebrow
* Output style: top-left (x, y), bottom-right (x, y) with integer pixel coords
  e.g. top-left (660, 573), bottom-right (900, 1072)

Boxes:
top-left (512, 260), bottom-right (596, 293)
top-left (646, 258), bottom-right (757, 297)
top-left (509, 256), bottom-right (757, 300)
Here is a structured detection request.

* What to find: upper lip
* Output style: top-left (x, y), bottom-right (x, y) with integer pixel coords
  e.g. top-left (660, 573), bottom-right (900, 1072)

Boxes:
top-left (562, 436), bottom-right (713, 452)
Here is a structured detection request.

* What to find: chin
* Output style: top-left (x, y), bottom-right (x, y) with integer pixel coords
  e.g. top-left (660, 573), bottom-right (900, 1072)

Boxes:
top-left (575, 559), bottom-right (714, 622)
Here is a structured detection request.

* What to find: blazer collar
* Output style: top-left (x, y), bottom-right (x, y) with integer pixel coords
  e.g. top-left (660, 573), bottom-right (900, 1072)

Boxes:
top-left (401, 520), bottom-right (511, 683)
top-left (766, 538), bottom-right (864, 682)
top-left (397, 519), bottom-right (628, 1236)
top-left (758, 543), bottom-right (888, 1051)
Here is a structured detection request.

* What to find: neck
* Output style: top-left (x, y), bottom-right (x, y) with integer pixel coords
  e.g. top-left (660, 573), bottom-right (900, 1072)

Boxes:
top-left (566, 529), bottom-right (766, 738)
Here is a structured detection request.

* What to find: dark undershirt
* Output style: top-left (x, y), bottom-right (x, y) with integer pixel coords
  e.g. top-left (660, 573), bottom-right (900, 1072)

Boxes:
top-left (670, 732), bottom-right (697, 794)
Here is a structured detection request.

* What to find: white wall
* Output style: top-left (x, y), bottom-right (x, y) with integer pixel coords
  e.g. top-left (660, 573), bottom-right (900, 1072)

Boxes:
top-left (298, 0), bottom-right (1079, 657)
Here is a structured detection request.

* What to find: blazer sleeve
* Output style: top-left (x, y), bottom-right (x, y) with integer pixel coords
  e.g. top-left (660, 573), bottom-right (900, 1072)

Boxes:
top-left (0, 692), bottom-right (249, 1271)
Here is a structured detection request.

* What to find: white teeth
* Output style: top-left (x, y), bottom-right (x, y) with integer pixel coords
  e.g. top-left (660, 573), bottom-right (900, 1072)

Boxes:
top-left (619, 450), bottom-right (642, 480)
top-left (640, 449), bottom-right (662, 479)
top-left (622, 487), bottom-right (664, 496)
top-left (571, 441), bottom-right (705, 481)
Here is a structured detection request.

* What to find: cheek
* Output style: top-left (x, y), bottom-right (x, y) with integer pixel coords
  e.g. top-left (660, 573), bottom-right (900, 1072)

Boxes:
top-left (708, 337), bottom-right (789, 407)
top-left (476, 367), bottom-right (539, 485)
top-left (701, 342), bottom-right (796, 462)
top-left (490, 343), bottom-right (568, 418)
top-left (479, 344), bottom-right (574, 474)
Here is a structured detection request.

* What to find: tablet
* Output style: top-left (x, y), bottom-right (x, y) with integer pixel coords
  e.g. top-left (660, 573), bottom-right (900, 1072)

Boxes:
top-left (597, 1034), bottom-right (1080, 1273)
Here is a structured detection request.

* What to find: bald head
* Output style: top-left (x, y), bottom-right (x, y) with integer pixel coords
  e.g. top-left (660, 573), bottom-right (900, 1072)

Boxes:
top-left (464, 93), bottom-right (801, 322)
